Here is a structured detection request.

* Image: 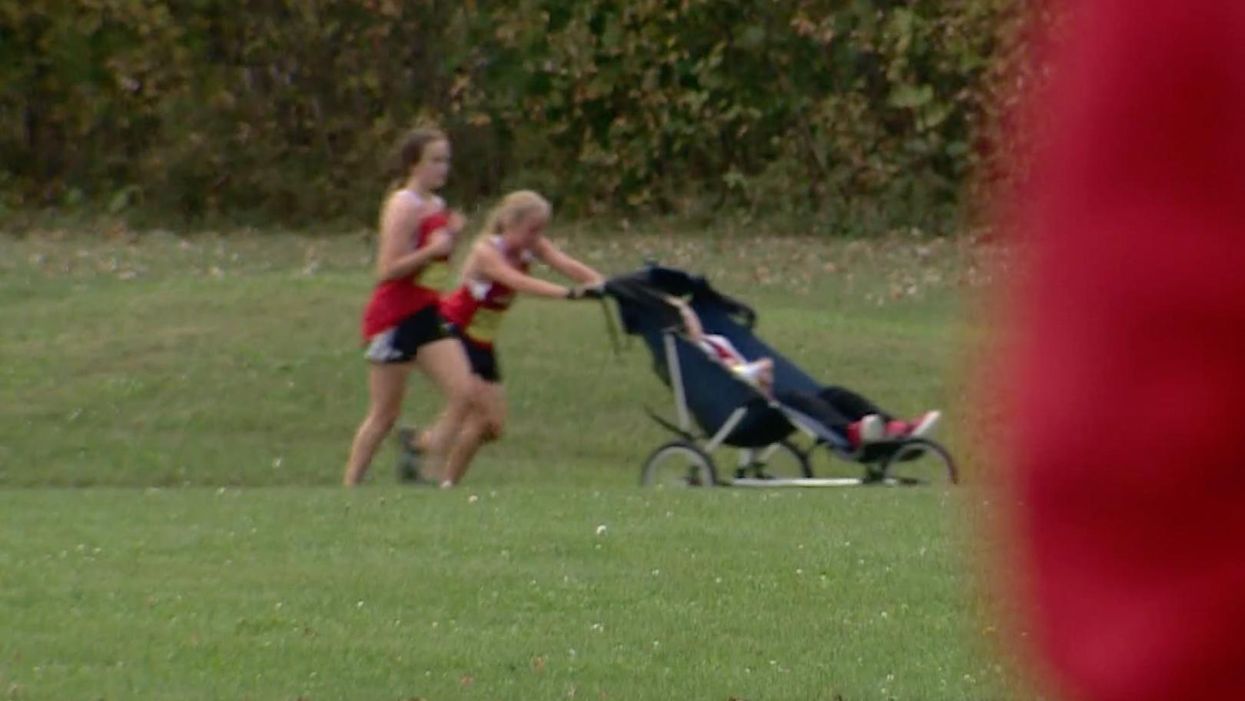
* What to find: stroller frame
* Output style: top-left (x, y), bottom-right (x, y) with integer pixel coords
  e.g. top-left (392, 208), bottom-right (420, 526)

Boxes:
top-left (604, 264), bottom-right (957, 489)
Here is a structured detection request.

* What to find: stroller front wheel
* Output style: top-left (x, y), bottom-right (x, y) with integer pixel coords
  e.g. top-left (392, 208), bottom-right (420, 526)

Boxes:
top-left (641, 441), bottom-right (720, 488)
top-left (877, 438), bottom-right (958, 485)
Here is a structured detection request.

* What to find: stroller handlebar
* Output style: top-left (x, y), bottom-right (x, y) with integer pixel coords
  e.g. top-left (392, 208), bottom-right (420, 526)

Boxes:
top-left (601, 264), bottom-right (759, 333)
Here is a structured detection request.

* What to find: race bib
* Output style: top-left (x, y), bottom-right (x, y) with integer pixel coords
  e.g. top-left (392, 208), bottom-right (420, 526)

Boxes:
top-left (467, 308), bottom-right (505, 343)
top-left (419, 260), bottom-right (455, 292)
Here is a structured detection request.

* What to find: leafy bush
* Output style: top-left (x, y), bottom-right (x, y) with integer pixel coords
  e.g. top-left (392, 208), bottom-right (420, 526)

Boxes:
top-left (0, 0), bottom-right (1022, 232)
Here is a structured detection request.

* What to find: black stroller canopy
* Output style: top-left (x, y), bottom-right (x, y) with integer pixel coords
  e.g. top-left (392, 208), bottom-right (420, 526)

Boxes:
top-left (604, 265), bottom-right (756, 336)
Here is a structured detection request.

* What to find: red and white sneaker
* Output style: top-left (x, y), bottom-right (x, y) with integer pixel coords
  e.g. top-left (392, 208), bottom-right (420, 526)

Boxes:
top-left (909, 411), bottom-right (942, 439)
top-left (847, 414), bottom-right (885, 448)
top-left (885, 420), bottom-right (912, 440)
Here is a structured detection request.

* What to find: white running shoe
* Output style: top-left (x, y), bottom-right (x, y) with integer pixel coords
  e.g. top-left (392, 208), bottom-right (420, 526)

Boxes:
top-left (858, 414), bottom-right (885, 443)
top-left (910, 411), bottom-right (942, 439)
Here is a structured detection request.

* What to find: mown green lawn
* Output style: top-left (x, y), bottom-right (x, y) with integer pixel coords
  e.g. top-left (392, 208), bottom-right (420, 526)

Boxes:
top-left (0, 227), bottom-right (1017, 700)
top-left (0, 229), bottom-right (977, 488)
top-left (0, 487), bottom-right (1008, 701)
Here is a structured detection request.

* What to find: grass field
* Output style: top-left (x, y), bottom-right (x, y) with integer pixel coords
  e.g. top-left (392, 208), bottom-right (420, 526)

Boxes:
top-left (0, 226), bottom-right (1016, 700)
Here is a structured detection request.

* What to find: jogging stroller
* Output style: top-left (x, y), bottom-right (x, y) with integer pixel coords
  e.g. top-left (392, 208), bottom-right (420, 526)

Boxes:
top-left (601, 264), bottom-right (957, 487)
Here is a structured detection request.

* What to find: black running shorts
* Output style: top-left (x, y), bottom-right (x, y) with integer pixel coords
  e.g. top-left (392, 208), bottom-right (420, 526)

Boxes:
top-left (364, 305), bottom-right (452, 364)
top-left (449, 325), bottom-right (501, 383)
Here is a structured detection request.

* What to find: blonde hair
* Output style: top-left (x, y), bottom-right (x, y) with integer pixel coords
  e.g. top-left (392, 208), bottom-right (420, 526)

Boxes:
top-left (477, 190), bottom-right (551, 239)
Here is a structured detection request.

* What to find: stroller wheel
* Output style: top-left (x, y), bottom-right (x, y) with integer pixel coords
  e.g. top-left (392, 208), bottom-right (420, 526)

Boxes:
top-left (641, 441), bottom-right (719, 488)
top-left (877, 438), bottom-right (958, 486)
top-left (738, 440), bottom-right (814, 480)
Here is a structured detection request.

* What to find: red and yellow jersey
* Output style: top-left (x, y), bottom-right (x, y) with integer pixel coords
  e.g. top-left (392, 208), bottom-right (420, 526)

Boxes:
top-left (413, 209), bottom-right (455, 293)
top-left (360, 192), bottom-right (455, 339)
top-left (439, 236), bottom-right (535, 347)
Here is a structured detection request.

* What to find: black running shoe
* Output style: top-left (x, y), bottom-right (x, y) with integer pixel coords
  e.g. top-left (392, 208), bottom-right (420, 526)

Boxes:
top-left (395, 426), bottom-right (427, 484)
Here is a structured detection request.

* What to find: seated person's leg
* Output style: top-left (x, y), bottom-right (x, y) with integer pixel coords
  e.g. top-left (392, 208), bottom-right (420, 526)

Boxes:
top-left (819, 385), bottom-right (892, 422)
top-left (820, 385), bottom-right (941, 439)
top-left (774, 389), bottom-right (885, 449)
top-left (774, 390), bottom-right (850, 428)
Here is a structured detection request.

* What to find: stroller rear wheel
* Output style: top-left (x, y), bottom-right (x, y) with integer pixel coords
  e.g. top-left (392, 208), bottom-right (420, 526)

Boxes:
top-left (876, 438), bottom-right (958, 485)
top-left (641, 441), bottom-right (719, 488)
top-left (735, 440), bottom-right (813, 480)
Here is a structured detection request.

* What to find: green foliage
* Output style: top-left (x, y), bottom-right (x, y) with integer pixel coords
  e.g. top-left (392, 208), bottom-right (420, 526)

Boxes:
top-left (0, 1), bottom-right (1022, 232)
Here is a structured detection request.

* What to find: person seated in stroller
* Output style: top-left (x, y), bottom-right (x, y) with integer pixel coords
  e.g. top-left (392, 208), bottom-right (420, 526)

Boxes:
top-left (664, 295), bottom-right (940, 451)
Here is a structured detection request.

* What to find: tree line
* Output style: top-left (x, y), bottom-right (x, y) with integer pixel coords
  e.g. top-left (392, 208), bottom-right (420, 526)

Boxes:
top-left (0, 0), bottom-right (1023, 233)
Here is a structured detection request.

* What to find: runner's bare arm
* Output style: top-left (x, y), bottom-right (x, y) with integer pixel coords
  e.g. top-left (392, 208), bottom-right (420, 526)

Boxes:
top-left (375, 195), bottom-right (454, 282)
top-left (532, 237), bottom-right (604, 285)
top-left (474, 240), bottom-right (571, 298)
